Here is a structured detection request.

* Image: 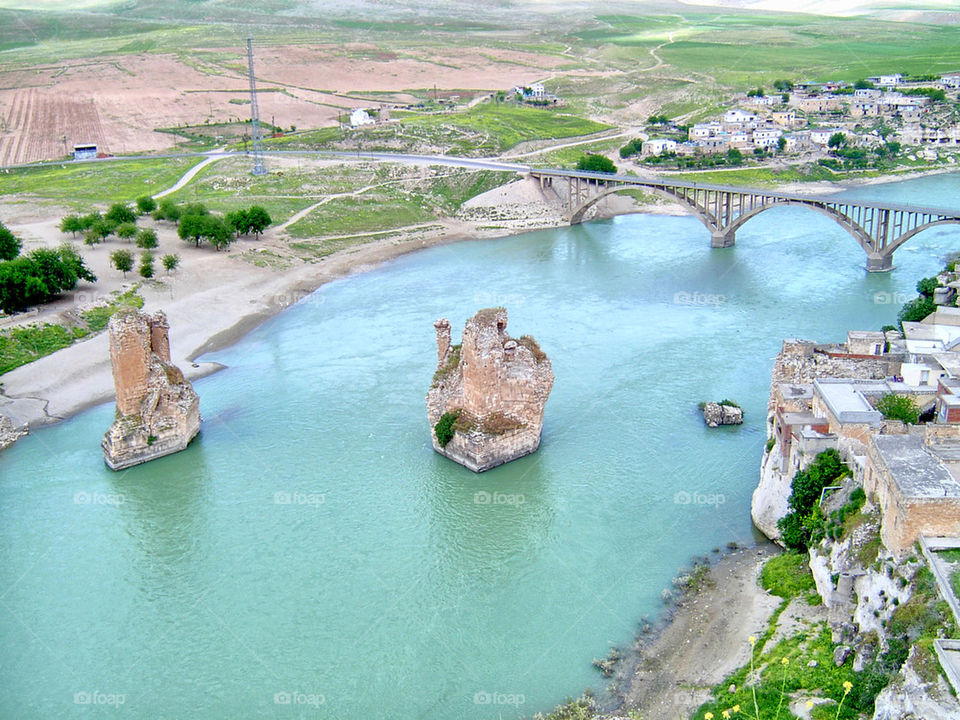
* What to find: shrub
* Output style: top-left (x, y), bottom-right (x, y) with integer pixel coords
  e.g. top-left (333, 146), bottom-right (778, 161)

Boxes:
top-left (161, 254), bottom-right (180, 273)
top-left (105, 202), bottom-right (136, 226)
top-left (434, 410), bottom-right (460, 447)
top-left (576, 154), bottom-right (616, 173)
top-left (916, 276), bottom-right (940, 297)
top-left (138, 251), bottom-right (154, 279)
top-left (778, 449), bottom-right (849, 551)
top-left (761, 552), bottom-right (817, 599)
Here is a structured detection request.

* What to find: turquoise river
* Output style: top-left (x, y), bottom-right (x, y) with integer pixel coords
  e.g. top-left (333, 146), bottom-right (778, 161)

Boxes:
top-left (3, 174), bottom-right (960, 719)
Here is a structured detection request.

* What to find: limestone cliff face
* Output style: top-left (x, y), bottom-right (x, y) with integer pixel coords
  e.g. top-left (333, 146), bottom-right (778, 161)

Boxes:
top-left (102, 308), bottom-right (200, 470)
top-left (426, 308), bottom-right (554, 472)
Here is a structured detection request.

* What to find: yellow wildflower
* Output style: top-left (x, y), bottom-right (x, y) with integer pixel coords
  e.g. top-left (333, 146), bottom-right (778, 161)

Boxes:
top-left (705, 713), bottom-right (714, 720)
top-left (748, 636), bottom-right (756, 646)
top-left (843, 680), bottom-right (853, 693)
top-left (807, 700), bottom-right (814, 708)
top-left (781, 657), bottom-right (789, 665)
top-left (722, 711), bottom-right (730, 719)
top-left (733, 705), bottom-right (740, 712)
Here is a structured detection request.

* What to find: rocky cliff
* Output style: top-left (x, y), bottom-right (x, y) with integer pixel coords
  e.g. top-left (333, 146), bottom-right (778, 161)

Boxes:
top-left (102, 308), bottom-right (200, 470)
top-left (426, 308), bottom-right (553, 472)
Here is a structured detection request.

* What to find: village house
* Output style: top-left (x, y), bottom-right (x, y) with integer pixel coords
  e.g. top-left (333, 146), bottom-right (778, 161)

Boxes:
top-left (810, 128), bottom-right (844, 145)
top-left (771, 109), bottom-right (799, 127)
top-left (864, 433), bottom-right (960, 557)
top-left (643, 138), bottom-right (677, 156)
top-left (723, 109), bottom-right (757, 124)
top-left (753, 126), bottom-right (783, 148)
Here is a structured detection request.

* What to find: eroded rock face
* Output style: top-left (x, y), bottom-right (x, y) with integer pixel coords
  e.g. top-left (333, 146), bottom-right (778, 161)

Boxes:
top-left (102, 308), bottom-right (200, 470)
top-left (426, 308), bottom-right (553, 472)
top-left (702, 402), bottom-right (743, 428)
top-left (0, 414), bottom-right (27, 452)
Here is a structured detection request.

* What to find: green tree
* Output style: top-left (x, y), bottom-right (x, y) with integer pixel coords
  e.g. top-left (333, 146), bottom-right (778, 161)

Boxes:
top-left (917, 276), bottom-right (940, 297)
top-left (59, 215), bottom-right (83, 238)
top-left (110, 249), bottom-right (134, 277)
top-left (875, 394), bottom-right (919, 424)
top-left (226, 209), bottom-right (250, 237)
top-left (777, 449), bottom-right (848, 551)
top-left (854, 78), bottom-right (875, 89)
top-left (161, 254), bottom-right (180, 273)
top-left (78, 212), bottom-right (102, 231)
top-left (105, 203), bottom-right (136, 226)
top-left (0, 222), bottom-right (21, 261)
top-left (115, 222), bottom-right (138, 242)
top-left (135, 196), bottom-right (157, 215)
top-left (576, 154), bottom-right (616, 173)
top-left (245, 206), bottom-right (272, 239)
top-left (828, 132), bottom-right (847, 149)
top-left (155, 199), bottom-right (181, 222)
top-left (726, 147), bottom-right (743, 165)
top-left (136, 228), bottom-right (158, 249)
top-left (139, 251), bottom-right (154, 279)
top-left (0, 245), bottom-right (95, 314)
top-left (204, 216), bottom-right (234, 250)
top-left (777, 136), bottom-right (787, 152)
top-left (178, 214), bottom-right (206, 248)
top-left (898, 296), bottom-right (936, 327)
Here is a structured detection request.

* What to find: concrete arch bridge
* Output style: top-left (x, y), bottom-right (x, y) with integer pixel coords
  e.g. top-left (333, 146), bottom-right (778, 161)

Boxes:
top-left (528, 168), bottom-right (960, 272)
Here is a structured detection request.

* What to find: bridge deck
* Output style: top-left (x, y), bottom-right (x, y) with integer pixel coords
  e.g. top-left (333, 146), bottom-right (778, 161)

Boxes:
top-left (529, 167), bottom-right (960, 219)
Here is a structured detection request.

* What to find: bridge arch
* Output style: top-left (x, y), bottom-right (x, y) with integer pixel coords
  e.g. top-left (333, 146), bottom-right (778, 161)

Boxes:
top-left (724, 201), bottom-right (874, 256)
top-left (569, 183), bottom-right (715, 229)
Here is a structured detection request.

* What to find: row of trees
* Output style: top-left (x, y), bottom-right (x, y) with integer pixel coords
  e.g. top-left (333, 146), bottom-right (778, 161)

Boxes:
top-left (149, 200), bottom-right (271, 251)
top-left (109, 249), bottom-right (179, 279)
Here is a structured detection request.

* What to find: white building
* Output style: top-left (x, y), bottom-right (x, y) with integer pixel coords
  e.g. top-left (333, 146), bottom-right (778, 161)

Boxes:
top-left (753, 127), bottom-right (783, 148)
top-left (689, 122), bottom-right (722, 140)
top-left (942, 73), bottom-right (960, 89)
top-left (643, 138), bottom-right (677, 156)
top-left (529, 83), bottom-right (546, 98)
top-left (350, 109), bottom-right (375, 127)
top-left (723, 109), bottom-right (757, 124)
top-left (810, 128), bottom-right (843, 145)
top-left (878, 73), bottom-right (903, 87)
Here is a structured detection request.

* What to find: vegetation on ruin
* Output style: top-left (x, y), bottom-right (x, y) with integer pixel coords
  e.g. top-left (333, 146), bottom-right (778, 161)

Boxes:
top-left (874, 394), bottom-right (919, 425)
top-left (434, 410), bottom-right (460, 447)
top-left (778, 449), bottom-right (851, 552)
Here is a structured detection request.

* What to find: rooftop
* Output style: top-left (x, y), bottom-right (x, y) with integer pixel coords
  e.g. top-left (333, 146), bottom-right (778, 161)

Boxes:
top-left (872, 434), bottom-right (960, 499)
top-left (815, 379), bottom-right (884, 425)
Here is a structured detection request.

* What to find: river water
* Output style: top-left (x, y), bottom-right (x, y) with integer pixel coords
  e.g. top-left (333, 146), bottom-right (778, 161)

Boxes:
top-left (3, 173), bottom-right (960, 719)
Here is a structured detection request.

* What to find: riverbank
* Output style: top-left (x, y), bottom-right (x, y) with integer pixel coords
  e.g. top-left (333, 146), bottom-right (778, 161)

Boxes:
top-left (0, 175), bottom-right (651, 435)
top-left (583, 542), bottom-right (782, 720)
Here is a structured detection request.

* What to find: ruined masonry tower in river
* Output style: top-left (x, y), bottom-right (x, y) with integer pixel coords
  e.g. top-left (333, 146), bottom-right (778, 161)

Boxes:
top-left (102, 308), bottom-right (201, 470)
top-left (427, 308), bottom-right (554, 472)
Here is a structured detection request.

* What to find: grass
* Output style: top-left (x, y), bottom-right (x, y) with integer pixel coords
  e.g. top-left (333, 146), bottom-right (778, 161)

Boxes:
top-left (285, 169), bottom-right (512, 240)
top-left (951, 570), bottom-right (960, 603)
top-left (937, 548), bottom-right (960, 563)
top-left (0, 286), bottom-right (142, 374)
top-left (0, 158), bottom-right (196, 205)
top-left (261, 103), bottom-right (611, 157)
top-left (761, 552), bottom-right (817, 599)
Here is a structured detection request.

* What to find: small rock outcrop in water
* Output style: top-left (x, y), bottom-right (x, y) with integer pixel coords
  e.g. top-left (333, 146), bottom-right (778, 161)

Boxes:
top-left (426, 307), bottom-right (554, 472)
top-left (701, 401), bottom-right (743, 428)
top-left (102, 308), bottom-right (200, 470)
top-left (0, 414), bottom-right (27, 451)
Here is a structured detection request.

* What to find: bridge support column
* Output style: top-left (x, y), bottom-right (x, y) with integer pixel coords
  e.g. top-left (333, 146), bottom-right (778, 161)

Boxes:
top-left (866, 254), bottom-right (894, 273)
top-left (711, 229), bottom-right (736, 248)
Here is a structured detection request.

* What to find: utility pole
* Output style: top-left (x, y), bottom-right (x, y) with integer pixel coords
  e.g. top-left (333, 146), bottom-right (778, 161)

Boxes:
top-left (246, 37), bottom-right (266, 176)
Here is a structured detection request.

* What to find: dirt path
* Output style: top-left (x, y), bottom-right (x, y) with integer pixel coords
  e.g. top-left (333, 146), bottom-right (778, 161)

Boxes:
top-left (153, 152), bottom-right (228, 198)
top-left (640, 33), bottom-right (674, 73)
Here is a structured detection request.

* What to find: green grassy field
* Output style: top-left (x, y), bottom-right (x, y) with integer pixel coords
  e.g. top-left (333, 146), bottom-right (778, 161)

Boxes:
top-left (0, 158), bottom-right (196, 205)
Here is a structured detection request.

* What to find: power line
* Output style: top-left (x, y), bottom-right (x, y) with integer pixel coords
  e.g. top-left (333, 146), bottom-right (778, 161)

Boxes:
top-left (246, 37), bottom-right (267, 176)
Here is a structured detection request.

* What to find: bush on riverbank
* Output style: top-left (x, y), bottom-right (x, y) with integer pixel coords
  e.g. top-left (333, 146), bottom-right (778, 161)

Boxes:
top-left (761, 552), bottom-right (816, 599)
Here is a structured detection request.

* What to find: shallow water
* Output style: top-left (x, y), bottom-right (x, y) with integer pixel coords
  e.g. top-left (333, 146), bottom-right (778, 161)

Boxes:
top-left (3, 173), bottom-right (960, 719)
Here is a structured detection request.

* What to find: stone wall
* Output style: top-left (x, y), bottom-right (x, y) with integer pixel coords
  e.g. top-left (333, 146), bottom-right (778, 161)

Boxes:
top-left (426, 308), bottom-right (553, 472)
top-left (102, 308), bottom-right (200, 470)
